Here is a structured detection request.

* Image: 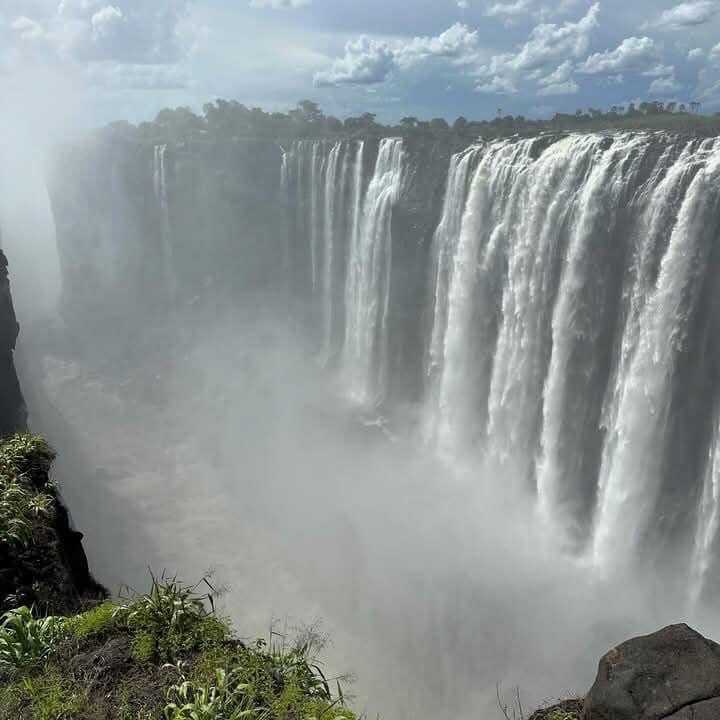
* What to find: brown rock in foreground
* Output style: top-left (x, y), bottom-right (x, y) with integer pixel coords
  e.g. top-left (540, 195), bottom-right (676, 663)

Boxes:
top-left (583, 624), bottom-right (720, 720)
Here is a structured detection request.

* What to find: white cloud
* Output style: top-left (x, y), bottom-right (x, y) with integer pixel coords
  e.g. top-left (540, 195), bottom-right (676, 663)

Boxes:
top-left (474, 4), bottom-right (598, 93)
top-left (642, 63), bottom-right (674, 77)
top-left (579, 36), bottom-right (658, 74)
top-left (608, 73), bottom-right (624, 84)
top-left (538, 79), bottom-right (579, 94)
top-left (711, 42), bottom-right (720, 58)
top-left (688, 47), bottom-right (704, 60)
top-left (395, 23), bottom-right (480, 67)
top-left (457, 0), bottom-right (470, 7)
top-left (314, 36), bottom-right (396, 86)
top-left (650, 0), bottom-right (720, 29)
top-left (475, 75), bottom-right (518, 93)
top-left (485, 0), bottom-right (532, 21)
top-left (248, 0), bottom-right (311, 8)
top-left (10, 16), bottom-right (47, 41)
top-left (90, 5), bottom-right (123, 39)
top-left (538, 59), bottom-right (574, 85)
top-left (648, 0), bottom-right (720, 30)
top-left (314, 23), bottom-right (482, 86)
top-left (56, 0), bottom-right (189, 64)
top-left (649, 75), bottom-right (681, 93)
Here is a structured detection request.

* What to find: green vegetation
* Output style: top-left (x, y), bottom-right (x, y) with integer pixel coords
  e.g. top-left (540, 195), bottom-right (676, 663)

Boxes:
top-left (113, 574), bottom-right (231, 664)
top-left (0, 434), bottom-right (54, 549)
top-left (0, 607), bottom-right (65, 671)
top-left (96, 97), bottom-right (720, 147)
top-left (0, 433), bottom-right (357, 719)
top-left (0, 578), bottom-right (356, 720)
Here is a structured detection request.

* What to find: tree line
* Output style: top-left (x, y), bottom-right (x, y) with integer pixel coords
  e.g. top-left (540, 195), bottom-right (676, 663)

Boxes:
top-left (100, 98), bottom-right (720, 144)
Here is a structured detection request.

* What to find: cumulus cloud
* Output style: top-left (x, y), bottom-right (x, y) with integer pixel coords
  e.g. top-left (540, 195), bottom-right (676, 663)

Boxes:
top-left (248, 0), bottom-right (311, 8)
top-left (538, 59), bottom-right (574, 85)
top-left (579, 36), bottom-right (658, 74)
top-left (537, 79), bottom-right (579, 95)
top-left (474, 3), bottom-right (598, 93)
top-left (688, 47), bottom-right (704, 60)
top-left (314, 36), bottom-right (396, 86)
top-left (485, 0), bottom-right (532, 21)
top-left (649, 0), bottom-right (720, 29)
top-left (314, 23), bottom-right (481, 86)
top-left (57, 0), bottom-right (189, 64)
top-left (395, 23), bottom-right (480, 67)
top-left (649, 74), bottom-right (681, 93)
top-left (642, 63), bottom-right (675, 77)
top-left (10, 16), bottom-right (48, 41)
top-left (457, 0), bottom-right (470, 7)
top-left (475, 75), bottom-right (518, 93)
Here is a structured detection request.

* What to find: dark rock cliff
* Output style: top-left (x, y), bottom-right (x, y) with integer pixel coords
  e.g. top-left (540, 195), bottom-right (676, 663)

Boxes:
top-left (0, 248), bottom-right (26, 435)
top-left (0, 249), bottom-right (105, 614)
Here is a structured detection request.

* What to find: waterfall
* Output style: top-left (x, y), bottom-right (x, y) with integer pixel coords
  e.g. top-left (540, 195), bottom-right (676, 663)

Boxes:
top-left (690, 411), bottom-right (720, 610)
top-left (276, 131), bottom-right (720, 599)
top-left (153, 144), bottom-right (175, 307)
top-left (592, 141), bottom-right (720, 570)
top-left (343, 138), bottom-right (406, 407)
top-left (282, 139), bottom-right (366, 361)
top-left (309, 142), bottom-right (323, 292)
top-left (422, 133), bottom-right (720, 584)
top-left (425, 145), bottom-right (482, 445)
top-left (321, 142), bottom-right (343, 361)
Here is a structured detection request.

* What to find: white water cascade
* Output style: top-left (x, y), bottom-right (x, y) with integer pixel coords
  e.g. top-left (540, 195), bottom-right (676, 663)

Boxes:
top-left (422, 133), bottom-right (720, 598)
top-left (153, 144), bottom-right (175, 307)
top-left (282, 139), bottom-right (369, 364)
top-left (277, 132), bottom-right (720, 602)
top-left (343, 138), bottom-right (406, 406)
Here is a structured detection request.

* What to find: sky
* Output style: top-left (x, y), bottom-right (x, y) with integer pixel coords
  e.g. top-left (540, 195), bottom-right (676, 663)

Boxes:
top-left (0, 0), bottom-right (719, 126)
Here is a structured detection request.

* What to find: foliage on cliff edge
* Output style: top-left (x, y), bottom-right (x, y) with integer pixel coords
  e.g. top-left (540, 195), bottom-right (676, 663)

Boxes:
top-left (0, 434), bottom-right (356, 720)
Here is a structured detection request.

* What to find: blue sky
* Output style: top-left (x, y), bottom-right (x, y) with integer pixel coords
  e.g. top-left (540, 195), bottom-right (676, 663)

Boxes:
top-left (1, 0), bottom-right (720, 126)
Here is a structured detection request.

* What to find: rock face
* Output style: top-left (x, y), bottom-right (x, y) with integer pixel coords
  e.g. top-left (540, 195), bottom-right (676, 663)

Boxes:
top-left (583, 624), bottom-right (720, 720)
top-left (0, 248), bottom-right (26, 435)
top-left (0, 247), bottom-right (105, 613)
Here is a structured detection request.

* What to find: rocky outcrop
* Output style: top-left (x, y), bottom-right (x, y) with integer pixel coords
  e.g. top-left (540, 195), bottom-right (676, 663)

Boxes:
top-left (0, 248), bottom-right (26, 435)
top-left (583, 624), bottom-right (720, 720)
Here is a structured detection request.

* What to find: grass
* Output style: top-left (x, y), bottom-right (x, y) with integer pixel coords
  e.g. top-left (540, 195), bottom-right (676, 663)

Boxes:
top-left (21, 672), bottom-right (87, 720)
top-left (0, 572), bottom-right (356, 719)
top-left (65, 601), bottom-right (117, 642)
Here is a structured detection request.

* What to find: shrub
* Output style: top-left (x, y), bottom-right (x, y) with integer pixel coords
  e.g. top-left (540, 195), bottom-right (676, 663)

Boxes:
top-left (191, 636), bottom-right (354, 720)
top-left (0, 434), bottom-right (55, 478)
top-left (0, 434), bottom-right (55, 549)
top-left (163, 665), bottom-right (269, 720)
top-left (0, 476), bottom-right (51, 548)
top-left (114, 574), bottom-right (230, 663)
top-left (0, 607), bottom-right (66, 671)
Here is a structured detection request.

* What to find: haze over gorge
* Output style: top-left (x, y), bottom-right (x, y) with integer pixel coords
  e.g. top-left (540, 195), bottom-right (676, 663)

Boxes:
top-left (5, 109), bottom-right (720, 718)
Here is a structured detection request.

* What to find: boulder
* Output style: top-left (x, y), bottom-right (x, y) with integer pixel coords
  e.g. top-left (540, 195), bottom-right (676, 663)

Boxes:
top-left (584, 624), bottom-right (720, 720)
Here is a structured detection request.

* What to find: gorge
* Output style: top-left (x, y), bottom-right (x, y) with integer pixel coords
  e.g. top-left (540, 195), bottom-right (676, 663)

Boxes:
top-left (6, 125), bottom-right (720, 718)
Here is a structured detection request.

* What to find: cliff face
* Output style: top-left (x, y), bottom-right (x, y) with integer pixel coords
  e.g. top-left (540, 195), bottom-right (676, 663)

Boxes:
top-left (0, 250), bottom-right (104, 613)
top-left (48, 135), bottom-right (455, 406)
top-left (0, 249), bottom-right (26, 435)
